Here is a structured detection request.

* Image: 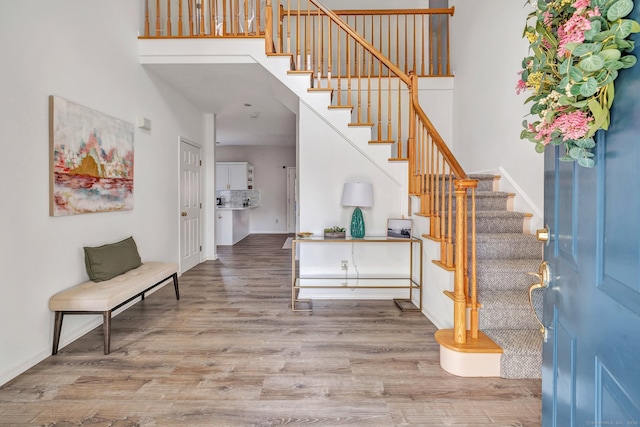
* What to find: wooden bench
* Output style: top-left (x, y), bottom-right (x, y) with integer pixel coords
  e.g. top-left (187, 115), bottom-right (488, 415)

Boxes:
top-left (49, 262), bottom-right (179, 355)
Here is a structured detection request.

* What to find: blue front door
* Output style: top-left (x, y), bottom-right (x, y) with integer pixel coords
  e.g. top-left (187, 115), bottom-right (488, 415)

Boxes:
top-left (541, 24), bottom-right (640, 426)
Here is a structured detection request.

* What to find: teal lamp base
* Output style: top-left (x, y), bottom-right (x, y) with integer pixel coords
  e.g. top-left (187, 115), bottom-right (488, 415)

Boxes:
top-left (350, 207), bottom-right (366, 238)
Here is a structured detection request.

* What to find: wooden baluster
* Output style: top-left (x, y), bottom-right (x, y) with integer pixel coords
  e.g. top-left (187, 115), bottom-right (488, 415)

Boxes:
top-left (337, 26), bottom-right (341, 105)
top-left (265, 0), bottom-right (273, 52)
top-left (446, 170), bottom-right (453, 266)
top-left (296, 0), bottom-right (300, 69)
top-left (404, 14), bottom-right (408, 74)
top-left (178, 0), bottom-right (183, 36)
top-left (346, 34), bottom-right (351, 110)
top-left (437, 16), bottom-right (443, 75)
top-left (370, 15), bottom-right (375, 78)
top-left (305, 1), bottom-right (310, 70)
top-left (256, 0), bottom-right (262, 35)
top-left (421, 15), bottom-right (425, 75)
top-left (356, 44), bottom-right (362, 124)
top-left (200, 0), bottom-right (206, 35)
top-left (278, 4), bottom-right (284, 52)
top-left (428, 15), bottom-right (433, 76)
top-left (327, 15), bottom-right (332, 87)
top-left (318, 10), bottom-right (324, 88)
top-left (397, 77), bottom-right (402, 157)
top-left (188, 0), bottom-right (194, 35)
top-left (211, 0), bottom-right (217, 36)
top-left (166, 0), bottom-right (172, 36)
top-left (387, 71), bottom-right (392, 142)
top-left (243, 0), bottom-right (248, 35)
top-left (156, 0), bottom-right (161, 35)
top-left (376, 45), bottom-right (382, 140)
top-left (446, 13), bottom-right (451, 76)
top-left (366, 50), bottom-right (371, 125)
top-left (395, 15), bottom-right (399, 75)
top-left (145, 0), bottom-right (150, 36)
top-left (412, 14), bottom-right (416, 74)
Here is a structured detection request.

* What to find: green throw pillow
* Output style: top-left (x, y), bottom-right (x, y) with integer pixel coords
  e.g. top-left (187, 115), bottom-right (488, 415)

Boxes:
top-left (84, 236), bottom-right (142, 282)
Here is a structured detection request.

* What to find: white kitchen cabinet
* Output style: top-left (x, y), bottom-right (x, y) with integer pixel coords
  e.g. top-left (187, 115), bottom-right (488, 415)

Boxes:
top-left (216, 208), bottom-right (251, 245)
top-left (216, 162), bottom-right (254, 190)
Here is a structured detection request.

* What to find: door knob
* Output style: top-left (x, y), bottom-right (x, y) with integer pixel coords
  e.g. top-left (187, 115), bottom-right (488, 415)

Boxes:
top-left (181, 212), bottom-right (187, 217)
top-left (528, 261), bottom-right (550, 341)
top-left (536, 227), bottom-right (549, 243)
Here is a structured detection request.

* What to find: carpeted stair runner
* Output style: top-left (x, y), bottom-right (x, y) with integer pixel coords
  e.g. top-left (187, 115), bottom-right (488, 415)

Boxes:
top-left (469, 174), bottom-right (543, 379)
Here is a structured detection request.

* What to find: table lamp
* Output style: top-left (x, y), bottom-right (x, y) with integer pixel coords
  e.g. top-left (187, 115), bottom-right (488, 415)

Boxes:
top-left (341, 182), bottom-right (373, 238)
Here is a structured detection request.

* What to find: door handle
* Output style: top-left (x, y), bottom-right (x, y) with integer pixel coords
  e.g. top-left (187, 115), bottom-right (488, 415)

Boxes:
top-left (181, 212), bottom-right (187, 217)
top-left (528, 261), bottom-right (550, 341)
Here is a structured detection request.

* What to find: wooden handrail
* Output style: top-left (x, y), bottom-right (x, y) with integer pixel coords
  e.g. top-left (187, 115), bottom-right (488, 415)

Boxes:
top-left (280, 7), bottom-right (455, 17)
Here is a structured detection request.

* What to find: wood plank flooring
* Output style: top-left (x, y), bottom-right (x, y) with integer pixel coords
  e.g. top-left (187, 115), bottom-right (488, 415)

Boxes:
top-left (0, 234), bottom-right (541, 426)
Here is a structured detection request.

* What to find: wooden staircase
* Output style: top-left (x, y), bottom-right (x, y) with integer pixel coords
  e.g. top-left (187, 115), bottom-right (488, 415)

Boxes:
top-left (140, 0), bottom-right (543, 379)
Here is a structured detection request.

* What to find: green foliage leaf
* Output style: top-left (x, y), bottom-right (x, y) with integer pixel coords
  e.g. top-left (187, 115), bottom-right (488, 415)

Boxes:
top-left (607, 82), bottom-right (616, 108)
top-left (570, 66), bottom-right (585, 82)
top-left (571, 100), bottom-right (589, 108)
top-left (575, 137), bottom-right (596, 149)
top-left (607, 0), bottom-right (634, 21)
top-left (578, 157), bottom-right (596, 167)
top-left (580, 77), bottom-right (599, 97)
top-left (585, 20), bottom-right (602, 40)
top-left (593, 29), bottom-right (615, 42)
top-left (617, 20), bottom-right (634, 39)
top-left (616, 38), bottom-right (635, 52)
top-left (559, 60), bottom-right (570, 75)
top-left (535, 142), bottom-right (546, 153)
top-left (570, 83), bottom-right (584, 96)
top-left (579, 55), bottom-right (605, 72)
top-left (603, 59), bottom-right (625, 71)
top-left (599, 48), bottom-right (622, 61)
top-left (572, 43), bottom-right (602, 57)
top-left (620, 55), bottom-right (638, 68)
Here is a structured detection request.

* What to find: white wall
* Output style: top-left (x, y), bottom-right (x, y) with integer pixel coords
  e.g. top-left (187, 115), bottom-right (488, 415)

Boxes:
top-left (0, 1), bottom-right (206, 385)
top-left (216, 145), bottom-right (296, 233)
top-left (450, 0), bottom-right (544, 212)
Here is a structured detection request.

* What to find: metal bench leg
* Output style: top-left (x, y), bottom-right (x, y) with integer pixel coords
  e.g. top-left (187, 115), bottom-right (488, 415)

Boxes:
top-left (103, 311), bottom-right (112, 355)
top-left (52, 311), bottom-right (64, 355)
top-left (172, 273), bottom-right (180, 300)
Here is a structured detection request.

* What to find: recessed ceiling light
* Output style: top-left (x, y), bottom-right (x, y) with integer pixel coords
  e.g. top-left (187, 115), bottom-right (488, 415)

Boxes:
top-left (250, 112), bottom-right (259, 118)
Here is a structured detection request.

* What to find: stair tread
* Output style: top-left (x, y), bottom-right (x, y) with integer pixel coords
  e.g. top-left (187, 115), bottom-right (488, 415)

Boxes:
top-left (483, 329), bottom-right (543, 356)
top-left (477, 289), bottom-right (531, 308)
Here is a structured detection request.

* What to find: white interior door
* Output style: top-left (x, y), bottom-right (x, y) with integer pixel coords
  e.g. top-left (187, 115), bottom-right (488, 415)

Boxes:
top-left (180, 138), bottom-right (201, 272)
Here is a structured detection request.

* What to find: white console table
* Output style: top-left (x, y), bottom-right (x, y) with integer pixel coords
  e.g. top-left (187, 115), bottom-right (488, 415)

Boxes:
top-left (291, 236), bottom-right (423, 312)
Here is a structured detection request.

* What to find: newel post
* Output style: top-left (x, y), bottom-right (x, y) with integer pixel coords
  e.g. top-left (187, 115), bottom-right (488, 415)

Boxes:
top-left (265, 0), bottom-right (274, 53)
top-left (453, 180), bottom-right (468, 344)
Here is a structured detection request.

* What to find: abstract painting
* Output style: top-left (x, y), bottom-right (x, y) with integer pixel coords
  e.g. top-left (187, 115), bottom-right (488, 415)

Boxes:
top-left (49, 96), bottom-right (134, 216)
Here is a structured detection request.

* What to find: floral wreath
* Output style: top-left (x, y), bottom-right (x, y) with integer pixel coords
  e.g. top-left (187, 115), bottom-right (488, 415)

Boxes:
top-left (517, 0), bottom-right (639, 167)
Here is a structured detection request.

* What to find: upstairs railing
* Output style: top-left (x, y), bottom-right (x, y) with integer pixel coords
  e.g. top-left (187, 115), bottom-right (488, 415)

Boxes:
top-left (141, 0), bottom-right (478, 344)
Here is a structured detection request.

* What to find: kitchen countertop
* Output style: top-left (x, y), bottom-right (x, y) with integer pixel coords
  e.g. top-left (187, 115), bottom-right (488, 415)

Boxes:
top-left (217, 205), bottom-right (259, 211)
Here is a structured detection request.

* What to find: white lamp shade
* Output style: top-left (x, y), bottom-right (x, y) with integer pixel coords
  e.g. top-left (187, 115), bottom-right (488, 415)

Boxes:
top-left (341, 182), bottom-right (373, 207)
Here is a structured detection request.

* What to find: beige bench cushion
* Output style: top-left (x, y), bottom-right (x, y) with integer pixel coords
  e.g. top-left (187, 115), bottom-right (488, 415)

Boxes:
top-left (49, 262), bottom-right (179, 312)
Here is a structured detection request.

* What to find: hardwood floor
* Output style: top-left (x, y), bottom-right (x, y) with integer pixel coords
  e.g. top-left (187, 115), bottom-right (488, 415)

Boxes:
top-left (0, 234), bottom-right (541, 426)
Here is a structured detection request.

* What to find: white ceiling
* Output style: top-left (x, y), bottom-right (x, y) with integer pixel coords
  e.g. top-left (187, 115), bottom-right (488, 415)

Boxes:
top-left (144, 63), bottom-right (297, 147)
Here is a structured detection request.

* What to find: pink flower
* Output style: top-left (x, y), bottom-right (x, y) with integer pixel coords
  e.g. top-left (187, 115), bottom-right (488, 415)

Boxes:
top-left (516, 78), bottom-right (527, 95)
top-left (573, 0), bottom-right (590, 11)
top-left (543, 11), bottom-right (554, 27)
top-left (558, 14), bottom-right (591, 56)
top-left (554, 110), bottom-right (593, 140)
top-left (587, 7), bottom-right (601, 17)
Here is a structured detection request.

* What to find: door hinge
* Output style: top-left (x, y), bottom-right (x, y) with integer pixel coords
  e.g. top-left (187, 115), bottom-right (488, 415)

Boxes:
top-left (199, 245), bottom-right (202, 251)
top-left (199, 160), bottom-right (202, 166)
top-left (200, 203), bottom-right (202, 208)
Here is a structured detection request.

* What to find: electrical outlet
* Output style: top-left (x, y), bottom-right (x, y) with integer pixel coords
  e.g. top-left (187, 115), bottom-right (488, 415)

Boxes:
top-left (341, 260), bottom-right (348, 270)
